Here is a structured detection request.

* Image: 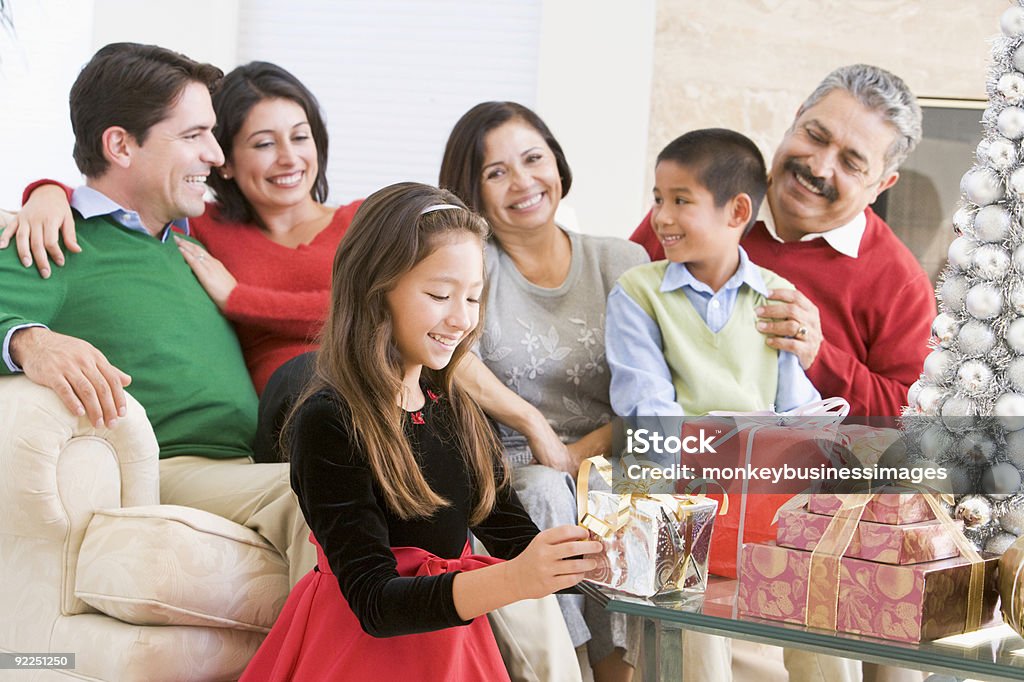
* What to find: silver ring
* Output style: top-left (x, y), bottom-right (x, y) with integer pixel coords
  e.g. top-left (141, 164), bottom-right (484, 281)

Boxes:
top-left (796, 325), bottom-right (808, 340)
top-left (198, 253), bottom-right (206, 262)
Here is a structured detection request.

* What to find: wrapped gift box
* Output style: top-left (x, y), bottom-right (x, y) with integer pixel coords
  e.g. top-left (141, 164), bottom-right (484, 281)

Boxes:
top-left (581, 492), bottom-right (717, 598)
top-left (736, 542), bottom-right (999, 643)
top-left (677, 418), bottom-right (839, 578)
top-left (834, 425), bottom-right (904, 468)
top-left (807, 493), bottom-right (935, 525)
top-left (775, 508), bottom-right (961, 565)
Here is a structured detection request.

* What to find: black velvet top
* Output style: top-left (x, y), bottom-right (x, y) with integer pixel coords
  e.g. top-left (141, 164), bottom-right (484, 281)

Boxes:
top-left (289, 385), bottom-right (540, 637)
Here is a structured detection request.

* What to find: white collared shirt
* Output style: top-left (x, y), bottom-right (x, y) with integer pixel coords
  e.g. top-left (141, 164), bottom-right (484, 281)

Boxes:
top-left (760, 205), bottom-right (867, 259)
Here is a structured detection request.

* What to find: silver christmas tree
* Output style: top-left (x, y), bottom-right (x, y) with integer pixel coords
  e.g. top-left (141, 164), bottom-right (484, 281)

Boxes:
top-left (906, 2), bottom-right (1024, 553)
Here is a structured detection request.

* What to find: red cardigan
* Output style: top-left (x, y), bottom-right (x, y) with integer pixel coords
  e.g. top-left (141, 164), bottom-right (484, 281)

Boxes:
top-left (629, 208), bottom-right (935, 416)
top-left (194, 202), bottom-right (360, 395)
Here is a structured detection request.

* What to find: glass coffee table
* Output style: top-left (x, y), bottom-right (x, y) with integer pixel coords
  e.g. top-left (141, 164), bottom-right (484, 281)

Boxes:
top-left (580, 577), bottom-right (1024, 682)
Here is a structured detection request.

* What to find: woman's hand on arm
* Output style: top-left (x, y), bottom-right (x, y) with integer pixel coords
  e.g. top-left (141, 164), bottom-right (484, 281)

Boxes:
top-left (174, 236), bottom-right (237, 310)
top-left (455, 352), bottom-right (577, 474)
top-left (452, 525), bottom-right (600, 621)
top-left (0, 184), bottom-right (79, 279)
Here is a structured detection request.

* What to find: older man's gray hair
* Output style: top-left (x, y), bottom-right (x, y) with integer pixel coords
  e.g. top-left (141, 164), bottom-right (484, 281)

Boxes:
top-left (799, 64), bottom-right (923, 175)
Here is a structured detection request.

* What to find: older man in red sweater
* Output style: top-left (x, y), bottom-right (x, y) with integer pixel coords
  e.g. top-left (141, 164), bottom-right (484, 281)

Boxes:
top-left (631, 64), bottom-right (935, 418)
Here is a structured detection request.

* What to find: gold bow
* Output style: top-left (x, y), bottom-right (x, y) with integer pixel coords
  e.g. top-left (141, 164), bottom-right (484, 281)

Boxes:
top-left (576, 455), bottom-right (710, 539)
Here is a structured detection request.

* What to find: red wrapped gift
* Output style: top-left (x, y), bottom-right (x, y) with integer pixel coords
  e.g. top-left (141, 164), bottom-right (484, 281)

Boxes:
top-left (808, 493), bottom-right (934, 525)
top-left (736, 542), bottom-right (998, 642)
top-left (678, 417), bottom-right (840, 578)
top-left (776, 508), bottom-right (961, 565)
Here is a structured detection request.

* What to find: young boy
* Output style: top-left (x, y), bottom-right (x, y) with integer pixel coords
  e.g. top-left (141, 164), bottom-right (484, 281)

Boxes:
top-left (605, 129), bottom-right (827, 682)
top-left (606, 128), bottom-right (819, 418)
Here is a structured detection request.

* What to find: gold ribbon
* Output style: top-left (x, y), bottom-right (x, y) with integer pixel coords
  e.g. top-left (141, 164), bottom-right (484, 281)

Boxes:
top-left (801, 487), bottom-right (983, 634)
top-left (576, 455), bottom-right (711, 539)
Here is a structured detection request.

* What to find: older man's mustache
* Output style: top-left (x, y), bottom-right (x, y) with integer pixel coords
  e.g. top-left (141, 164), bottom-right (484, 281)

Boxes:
top-left (783, 159), bottom-right (839, 202)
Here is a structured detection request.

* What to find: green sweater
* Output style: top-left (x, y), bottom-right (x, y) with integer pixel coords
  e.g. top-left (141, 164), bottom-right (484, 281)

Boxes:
top-left (617, 261), bottom-right (789, 415)
top-left (0, 214), bottom-right (257, 459)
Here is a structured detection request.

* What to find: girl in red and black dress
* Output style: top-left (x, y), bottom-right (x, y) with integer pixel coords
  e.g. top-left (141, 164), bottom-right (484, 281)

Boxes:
top-left (241, 182), bottom-right (600, 681)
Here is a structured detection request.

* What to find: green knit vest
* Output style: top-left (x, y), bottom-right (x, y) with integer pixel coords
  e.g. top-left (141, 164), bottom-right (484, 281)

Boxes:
top-left (617, 261), bottom-right (793, 415)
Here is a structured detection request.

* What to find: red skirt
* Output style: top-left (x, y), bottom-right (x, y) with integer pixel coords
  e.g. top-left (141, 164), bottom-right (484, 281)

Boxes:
top-left (241, 537), bottom-right (510, 681)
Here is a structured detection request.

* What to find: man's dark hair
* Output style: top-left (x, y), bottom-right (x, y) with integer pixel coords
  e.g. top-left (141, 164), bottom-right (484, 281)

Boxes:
top-left (70, 42), bottom-right (223, 178)
top-left (207, 61), bottom-right (330, 224)
top-left (657, 128), bottom-right (767, 234)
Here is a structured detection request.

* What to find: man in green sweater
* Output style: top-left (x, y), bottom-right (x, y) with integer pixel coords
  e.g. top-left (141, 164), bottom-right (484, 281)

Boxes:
top-left (0, 43), bottom-right (315, 586)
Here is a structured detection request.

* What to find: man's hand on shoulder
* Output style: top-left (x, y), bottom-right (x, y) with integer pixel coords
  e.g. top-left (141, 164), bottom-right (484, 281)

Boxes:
top-left (10, 327), bottom-right (131, 427)
top-left (756, 288), bottom-right (823, 370)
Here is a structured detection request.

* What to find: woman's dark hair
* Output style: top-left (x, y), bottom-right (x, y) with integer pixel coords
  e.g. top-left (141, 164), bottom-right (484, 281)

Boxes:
top-left (207, 61), bottom-right (329, 224)
top-left (438, 101), bottom-right (572, 213)
top-left (70, 43), bottom-right (222, 178)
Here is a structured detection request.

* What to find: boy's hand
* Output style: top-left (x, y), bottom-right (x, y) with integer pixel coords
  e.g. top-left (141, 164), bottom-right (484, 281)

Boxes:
top-left (755, 288), bottom-right (822, 370)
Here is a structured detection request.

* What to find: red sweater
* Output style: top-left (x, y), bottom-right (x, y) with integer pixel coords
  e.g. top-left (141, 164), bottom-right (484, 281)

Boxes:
top-left (629, 208), bottom-right (935, 416)
top-left (194, 202), bottom-right (361, 395)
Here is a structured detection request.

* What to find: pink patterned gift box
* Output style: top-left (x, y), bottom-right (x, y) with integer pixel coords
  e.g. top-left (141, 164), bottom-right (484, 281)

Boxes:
top-left (807, 493), bottom-right (934, 525)
top-left (736, 542), bottom-right (999, 643)
top-left (776, 508), bottom-right (961, 565)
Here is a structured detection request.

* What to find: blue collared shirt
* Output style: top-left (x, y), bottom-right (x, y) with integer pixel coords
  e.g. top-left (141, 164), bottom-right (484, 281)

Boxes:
top-left (605, 247), bottom-right (820, 418)
top-left (3, 186), bottom-right (191, 371)
top-left (71, 185), bottom-right (190, 241)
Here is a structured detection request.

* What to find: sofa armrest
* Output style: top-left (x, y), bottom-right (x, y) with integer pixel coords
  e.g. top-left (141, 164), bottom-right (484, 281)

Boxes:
top-left (0, 374), bottom-right (159, 616)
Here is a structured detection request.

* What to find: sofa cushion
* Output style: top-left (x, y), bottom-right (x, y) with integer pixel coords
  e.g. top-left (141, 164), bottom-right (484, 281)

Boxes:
top-left (75, 505), bottom-right (288, 632)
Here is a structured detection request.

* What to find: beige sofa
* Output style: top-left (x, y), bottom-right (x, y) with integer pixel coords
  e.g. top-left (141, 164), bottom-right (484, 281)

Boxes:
top-left (0, 376), bottom-right (289, 681)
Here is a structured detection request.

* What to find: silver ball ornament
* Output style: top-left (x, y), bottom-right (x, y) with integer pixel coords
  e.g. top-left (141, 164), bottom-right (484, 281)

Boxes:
top-left (956, 495), bottom-right (993, 527)
top-left (1007, 428), bottom-right (1024, 469)
top-left (986, 532), bottom-right (1019, 555)
top-left (999, 72), bottom-right (1024, 105)
top-left (1002, 6), bottom-right (1024, 37)
top-left (907, 380), bottom-right (924, 409)
top-left (965, 282), bottom-right (1003, 319)
top-left (962, 167), bottom-right (1005, 205)
top-left (957, 360), bottom-right (993, 396)
top-left (944, 464), bottom-right (974, 495)
top-left (940, 275), bottom-right (969, 311)
top-left (973, 243), bottom-right (1012, 279)
top-left (959, 430), bottom-right (997, 463)
top-left (984, 106), bottom-right (1000, 128)
top-left (974, 205), bottom-right (1012, 242)
top-left (1010, 166), bottom-right (1024, 200)
top-left (923, 349), bottom-right (954, 383)
top-left (978, 137), bottom-right (1018, 170)
top-left (957, 319), bottom-right (996, 356)
top-left (941, 395), bottom-right (978, 432)
top-left (1011, 284), bottom-right (1024, 315)
top-left (1007, 318), bottom-right (1024, 353)
top-left (1000, 507), bottom-right (1024, 535)
top-left (1010, 356), bottom-right (1024, 393)
top-left (1000, 107), bottom-right (1024, 140)
top-left (1014, 243), bottom-right (1024, 271)
top-left (918, 423), bottom-right (953, 460)
top-left (984, 461), bottom-right (1022, 496)
top-left (917, 385), bottom-right (945, 416)
top-left (996, 393), bottom-right (1024, 432)
top-left (1015, 44), bottom-right (1024, 73)
top-left (947, 237), bottom-right (977, 270)
top-left (953, 205), bottom-right (974, 235)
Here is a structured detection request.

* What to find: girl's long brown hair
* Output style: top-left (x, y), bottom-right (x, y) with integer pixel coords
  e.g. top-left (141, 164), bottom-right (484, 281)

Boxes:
top-left (285, 182), bottom-right (507, 525)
